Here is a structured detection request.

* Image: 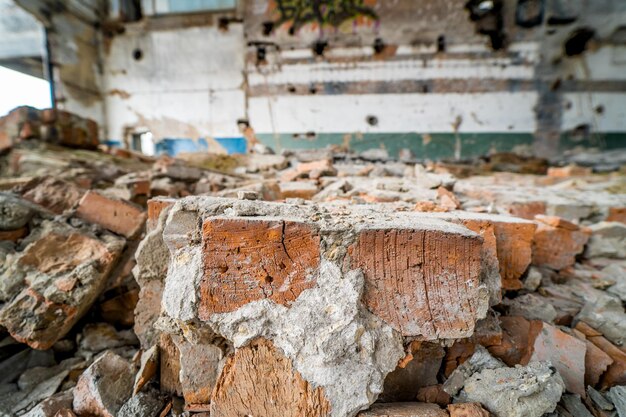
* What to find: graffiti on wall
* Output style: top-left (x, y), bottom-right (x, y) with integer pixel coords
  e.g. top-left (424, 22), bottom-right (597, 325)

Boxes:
top-left (271, 0), bottom-right (378, 34)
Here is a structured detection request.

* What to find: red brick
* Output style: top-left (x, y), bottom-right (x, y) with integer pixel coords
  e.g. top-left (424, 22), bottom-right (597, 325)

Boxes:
top-left (607, 207), bottom-right (626, 224)
top-left (0, 227), bottom-right (28, 242)
top-left (505, 201), bottom-right (547, 220)
top-left (575, 321), bottom-right (626, 388)
top-left (350, 227), bottom-right (483, 338)
top-left (198, 218), bottom-right (320, 317)
top-left (448, 403), bottom-right (490, 417)
top-left (76, 191), bottom-right (146, 238)
top-left (488, 315), bottom-right (531, 366)
top-left (19, 177), bottom-right (84, 214)
top-left (547, 165), bottom-right (592, 178)
top-left (437, 186), bottom-right (460, 210)
top-left (532, 215), bottom-right (590, 270)
top-left (521, 321), bottom-right (587, 396)
top-left (147, 198), bottom-right (176, 231)
top-left (210, 338), bottom-right (331, 417)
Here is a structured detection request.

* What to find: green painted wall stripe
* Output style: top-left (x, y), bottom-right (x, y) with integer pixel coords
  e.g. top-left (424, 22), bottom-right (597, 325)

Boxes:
top-left (256, 132), bottom-right (626, 159)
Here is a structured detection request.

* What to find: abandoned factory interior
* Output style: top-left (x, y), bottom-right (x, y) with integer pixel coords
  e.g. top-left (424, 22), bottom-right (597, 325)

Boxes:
top-left (0, 0), bottom-right (626, 416)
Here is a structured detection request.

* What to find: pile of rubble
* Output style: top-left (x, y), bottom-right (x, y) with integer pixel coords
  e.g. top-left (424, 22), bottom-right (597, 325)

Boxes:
top-left (1, 106), bottom-right (625, 417)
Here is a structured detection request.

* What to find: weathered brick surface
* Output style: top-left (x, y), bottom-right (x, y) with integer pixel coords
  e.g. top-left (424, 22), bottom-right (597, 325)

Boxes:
top-left (521, 320), bottom-right (587, 396)
top-left (532, 215), bottom-right (590, 270)
top-left (198, 218), bottom-right (320, 317)
top-left (210, 338), bottom-right (331, 417)
top-left (19, 177), bottom-right (84, 214)
top-left (350, 227), bottom-right (483, 338)
top-left (448, 403), bottom-right (490, 417)
top-left (76, 190), bottom-right (146, 238)
top-left (358, 403), bottom-right (448, 417)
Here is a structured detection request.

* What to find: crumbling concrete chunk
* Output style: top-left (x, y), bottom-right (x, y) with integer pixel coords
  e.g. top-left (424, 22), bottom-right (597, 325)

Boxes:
top-left (577, 293), bottom-right (626, 348)
top-left (118, 389), bottom-right (166, 417)
top-left (210, 338), bottom-right (331, 417)
top-left (443, 346), bottom-right (505, 396)
top-left (0, 193), bottom-right (34, 230)
top-left (72, 351), bottom-right (134, 417)
top-left (457, 361), bottom-right (565, 417)
top-left (502, 294), bottom-right (558, 323)
top-left (586, 222), bottom-right (626, 259)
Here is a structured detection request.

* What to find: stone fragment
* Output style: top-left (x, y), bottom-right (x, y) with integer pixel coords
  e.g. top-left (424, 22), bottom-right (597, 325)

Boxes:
top-left (521, 321), bottom-right (586, 396)
top-left (76, 190), bottom-right (146, 238)
top-left (11, 370), bottom-right (69, 415)
top-left (577, 294), bottom-right (626, 347)
top-left (457, 361), bottom-right (565, 417)
top-left (447, 403), bottom-right (490, 417)
top-left (98, 288), bottom-right (138, 327)
top-left (118, 389), bottom-right (166, 417)
top-left (297, 159), bottom-right (336, 178)
top-left (604, 263), bottom-right (626, 302)
top-left (173, 336), bottom-right (224, 405)
top-left (0, 348), bottom-right (55, 385)
top-left (22, 390), bottom-right (73, 417)
top-left (587, 386), bottom-right (614, 411)
top-left (72, 351), bottom-right (134, 417)
top-left (18, 177), bottom-right (84, 214)
top-left (0, 221), bottom-right (124, 349)
top-left (79, 323), bottom-right (138, 353)
top-left (133, 345), bottom-right (159, 395)
top-left (585, 222), bottom-right (626, 259)
top-left (502, 294), bottom-right (558, 323)
top-left (561, 394), bottom-right (594, 417)
top-left (532, 215), bottom-right (590, 270)
top-left (357, 403), bottom-right (448, 417)
top-left (608, 386), bottom-right (626, 417)
top-left (0, 193), bottom-right (34, 230)
top-left (199, 218), bottom-right (320, 316)
top-left (210, 338), bottom-right (331, 417)
top-left (443, 346), bottom-right (505, 396)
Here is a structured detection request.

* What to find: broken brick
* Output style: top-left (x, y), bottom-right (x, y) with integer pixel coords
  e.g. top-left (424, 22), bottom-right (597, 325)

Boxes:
top-left (172, 336), bottom-right (223, 406)
top-left (18, 177), bottom-right (84, 214)
top-left (606, 207), bottom-right (626, 224)
top-left (575, 321), bottom-right (626, 388)
top-left (488, 315), bottom-right (531, 366)
top-left (350, 225), bottom-right (484, 338)
top-left (416, 385), bottom-right (451, 407)
top-left (198, 218), bottom-right (320, 317)
top-left (437, 186), bottom-right (461, 210)
top-left (210, 338), bottom-right (331, 417)
top-left (76, 190), bottom-right (146, 238)
top-left (532, 215), bottom-right (590, 270)
top-left (521, 320), bottom-right (587, 396)
top-left (447, 403), bottom-right (490, 417)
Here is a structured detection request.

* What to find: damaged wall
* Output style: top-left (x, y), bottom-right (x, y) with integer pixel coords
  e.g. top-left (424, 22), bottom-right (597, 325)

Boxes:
top-left (11, 0), bottom-right (626, 158)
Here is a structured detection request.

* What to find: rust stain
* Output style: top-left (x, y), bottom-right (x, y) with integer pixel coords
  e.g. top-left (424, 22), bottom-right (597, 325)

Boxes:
top-left (108, 89), bottom-right (131, 99)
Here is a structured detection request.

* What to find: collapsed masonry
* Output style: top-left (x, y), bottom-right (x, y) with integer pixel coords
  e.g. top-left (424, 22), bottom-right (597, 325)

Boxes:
top-left (1, 106), bottom-right (626, 417)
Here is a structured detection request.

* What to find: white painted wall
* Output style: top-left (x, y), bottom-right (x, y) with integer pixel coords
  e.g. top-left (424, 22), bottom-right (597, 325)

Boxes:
top-left (562, 93), bottom-right (626, 132)
top-left (249, 92), bottom-right (538, 134)
top-left (102, 23), bottom-right (246, 145)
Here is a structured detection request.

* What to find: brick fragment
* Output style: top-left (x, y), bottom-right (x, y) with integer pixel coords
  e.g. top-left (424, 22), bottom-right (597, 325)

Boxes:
top-left (532, 215), bottom-right (590, 270)
top-left (159, 333), bottom-right (182, 395)
top-left (147, 198), bottom-right (176, 231)
top-left (575, 321), bottom-right (626, 388)
top-left (493, 220), bottom-right (536, 289)
top-left (350, 226), bottom-right (484, 338)
top-left (488, 316), bottom-right (531, 366)
top-left (76, 190), bottom-right (146, 238)
top-left (172, 336), bottom-right (223, 406)
top-left (607, 207), bottom-right (626, 224)
top-left (547, 165), bottom-right (592, 177)
top-left (358, 403), bottom-right (448, 417)
top-left (437, 186), bottom-right (460, 210)
top-left (279, 180), bottom-right (319, 199)
top-left (210, 338), bottom-right (331, 417)
top-left (199, 218), bottom-right (320, 317)
top-left (133, 345), bottom-right (159, 395)
top-left (448, 403), bottom-right (490, 417)
top-left (416, 385), bottom-right (451, 407)
top-left (505, 200), bottom-right (546, 220)
top-left (0, 227), bottom-right (27, 242)
top-left (571, 328), bottom-right (614, 388)
top-left (19, 177), bottom-right (84, 214)
top-left (521, 320), bottom-right (587, 396)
